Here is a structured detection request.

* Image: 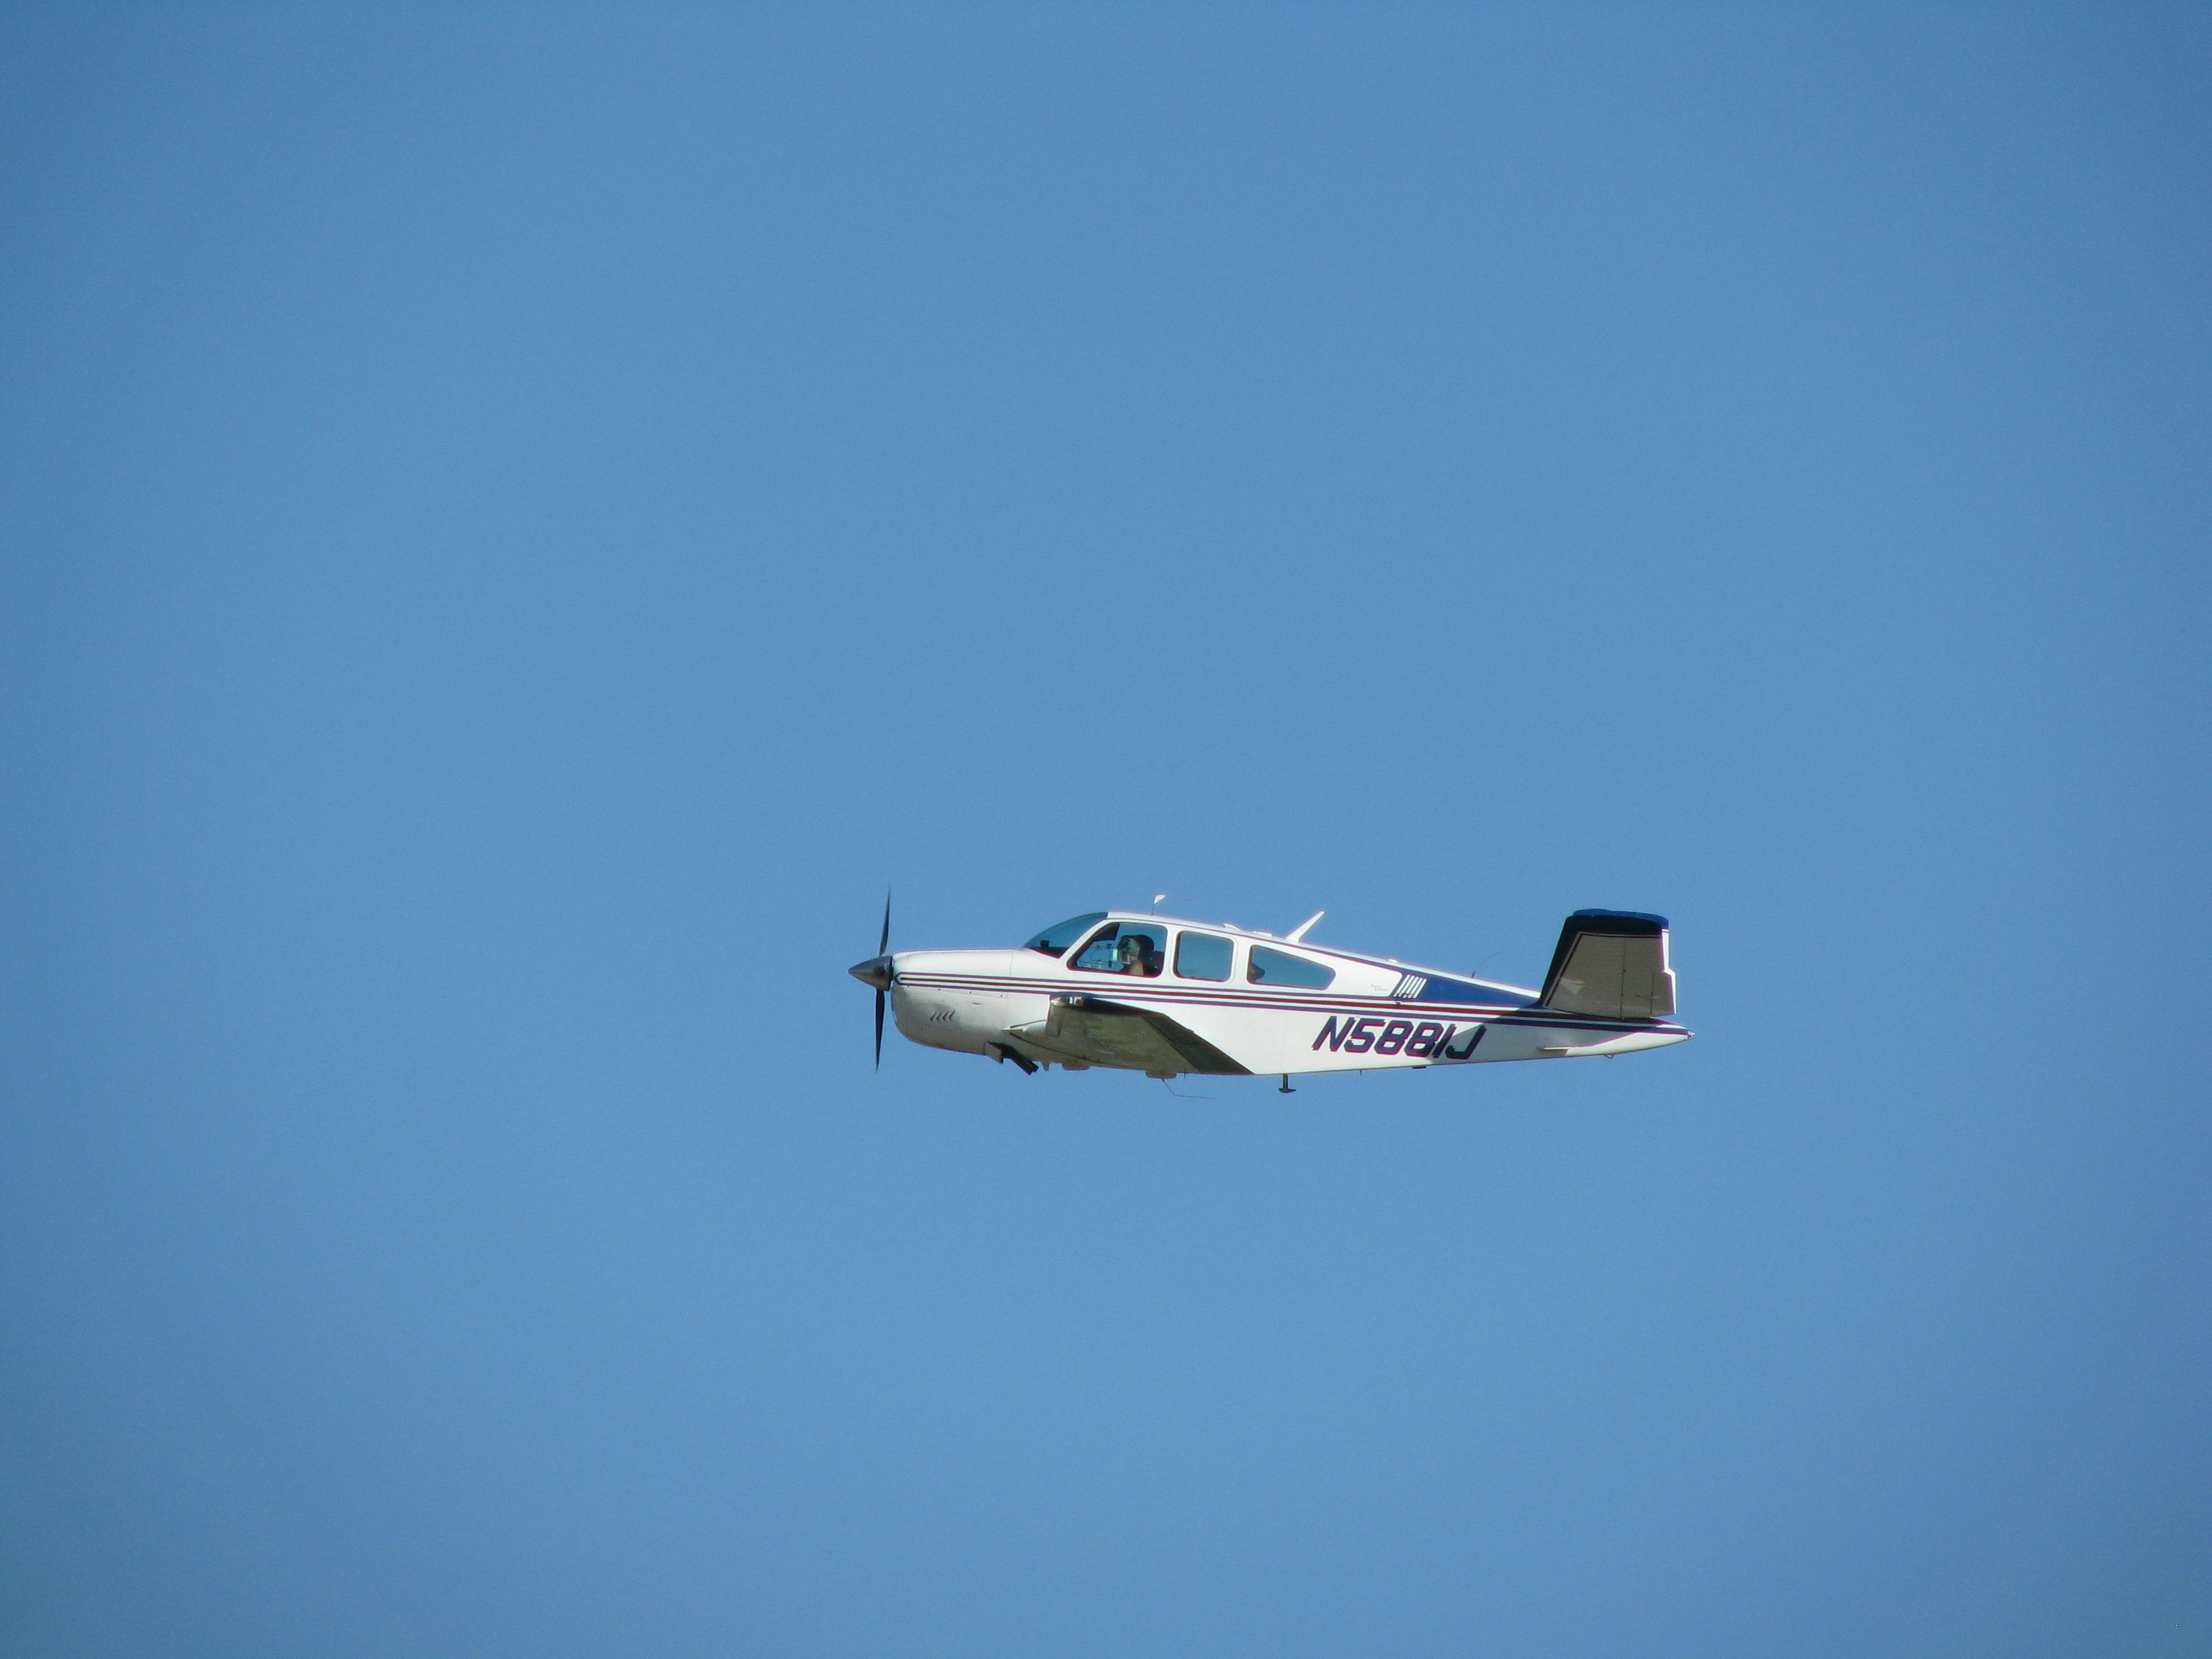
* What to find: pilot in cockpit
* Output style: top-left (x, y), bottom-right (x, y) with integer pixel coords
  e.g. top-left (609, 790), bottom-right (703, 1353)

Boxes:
top-left (1117, 934), bottom-right (1159, 976)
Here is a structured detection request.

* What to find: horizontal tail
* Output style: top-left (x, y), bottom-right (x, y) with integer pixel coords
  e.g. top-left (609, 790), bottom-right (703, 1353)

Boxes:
top-left (1538, 909), bottom-right (1676, 1020)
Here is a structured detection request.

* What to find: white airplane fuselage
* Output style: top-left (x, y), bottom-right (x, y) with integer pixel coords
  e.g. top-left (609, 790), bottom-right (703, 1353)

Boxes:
top-left (859, 910), bottom-right (1690, 1081)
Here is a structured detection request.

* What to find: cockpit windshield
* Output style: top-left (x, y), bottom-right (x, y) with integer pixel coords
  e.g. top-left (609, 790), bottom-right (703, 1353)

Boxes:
top-left (1023, 912), bottom-right (1107, 958)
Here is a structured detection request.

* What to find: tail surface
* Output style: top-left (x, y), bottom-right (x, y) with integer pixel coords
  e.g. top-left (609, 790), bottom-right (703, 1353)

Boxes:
top-left (1537, 909), bottom-right (1676, 1020)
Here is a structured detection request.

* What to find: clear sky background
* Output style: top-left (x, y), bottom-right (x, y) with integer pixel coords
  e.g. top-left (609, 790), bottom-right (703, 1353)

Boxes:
top-left (3, 5), bottom-right (2206, 1655)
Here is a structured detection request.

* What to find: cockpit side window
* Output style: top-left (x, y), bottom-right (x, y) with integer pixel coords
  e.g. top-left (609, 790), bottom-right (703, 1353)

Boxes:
top-left (1024, 912), bottom-right (1107, 957)
top-left (1173, 930), bottom-right (1233, 982)
top-left (1247, 945), bottom-right (1335, 989)
top-left (1070, 922), bottom-right (1167, 978)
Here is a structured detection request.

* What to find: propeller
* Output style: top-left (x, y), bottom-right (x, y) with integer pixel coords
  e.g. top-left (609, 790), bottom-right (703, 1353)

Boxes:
top-left (874, 889), bottom-right (889, 1067)
top-left (848, 889), bottom-right (895, 1069)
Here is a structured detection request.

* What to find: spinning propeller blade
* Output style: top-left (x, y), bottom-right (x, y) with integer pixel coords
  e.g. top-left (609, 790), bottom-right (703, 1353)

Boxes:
top-left (861, 888), bottom-right (890, 1069)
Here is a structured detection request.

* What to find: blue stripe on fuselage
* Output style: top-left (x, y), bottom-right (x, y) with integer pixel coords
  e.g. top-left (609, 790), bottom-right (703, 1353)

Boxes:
top-left (1394, 974), bottom-right (1535, 1008)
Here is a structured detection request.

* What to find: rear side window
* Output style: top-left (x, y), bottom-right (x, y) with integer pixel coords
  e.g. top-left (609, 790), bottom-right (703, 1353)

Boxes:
top-left (1174, 931), bottom-right (1233, 981)
top-left (1248, 945), bottom-right (1335, 989)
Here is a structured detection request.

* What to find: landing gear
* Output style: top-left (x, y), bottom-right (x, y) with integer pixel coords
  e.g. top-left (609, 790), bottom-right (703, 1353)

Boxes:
top-left (985, 1042), bottom-right (1039, 1075)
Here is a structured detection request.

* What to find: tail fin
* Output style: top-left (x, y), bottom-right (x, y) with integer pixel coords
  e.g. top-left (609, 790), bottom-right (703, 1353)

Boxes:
top-left (1538, 910), bottom-right (1676, 1020)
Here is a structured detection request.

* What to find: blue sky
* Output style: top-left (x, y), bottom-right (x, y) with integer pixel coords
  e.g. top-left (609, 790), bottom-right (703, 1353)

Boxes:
top-left (3, 5), bottom-right (2206, 1655)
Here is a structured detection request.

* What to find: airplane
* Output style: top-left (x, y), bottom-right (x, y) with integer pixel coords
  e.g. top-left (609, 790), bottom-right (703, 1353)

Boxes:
top-left (848, 901), bottom-right (1689, 1088)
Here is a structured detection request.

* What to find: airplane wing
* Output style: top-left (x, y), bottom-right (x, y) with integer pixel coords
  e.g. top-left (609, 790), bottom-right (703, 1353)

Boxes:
top-left (1011, 994), bottom-right (1252, 1078)
top-left (1537, 909), bottom-right (1677, 1020)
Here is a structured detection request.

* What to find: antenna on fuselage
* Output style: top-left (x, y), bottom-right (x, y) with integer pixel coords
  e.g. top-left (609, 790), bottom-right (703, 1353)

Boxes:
top-left (1285, 910), bottom-right (1324, 943)
top-left (1152, 893), bottom-right (1168, 910)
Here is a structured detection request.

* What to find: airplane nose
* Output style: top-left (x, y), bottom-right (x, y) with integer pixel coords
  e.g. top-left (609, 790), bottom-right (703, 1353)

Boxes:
top-left (848, 955), bottom-right (893, 991)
